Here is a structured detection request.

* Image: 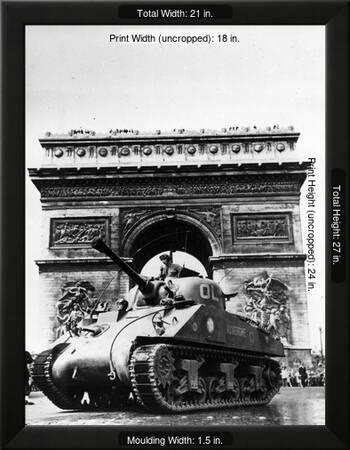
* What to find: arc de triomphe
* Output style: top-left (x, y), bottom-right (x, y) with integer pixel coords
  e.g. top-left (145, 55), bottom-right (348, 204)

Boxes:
top-left (29, 126), bottom-right (311, 366)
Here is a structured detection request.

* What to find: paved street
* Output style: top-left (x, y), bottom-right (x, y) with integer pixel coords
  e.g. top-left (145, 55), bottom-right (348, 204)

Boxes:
top-left (26, 387), bottom-right (324, 426)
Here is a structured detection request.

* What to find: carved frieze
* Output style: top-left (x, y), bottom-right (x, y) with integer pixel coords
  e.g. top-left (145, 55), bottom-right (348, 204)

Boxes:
top-left (232, 213), bottom-right (292, 244)
top-left (40, 175), bottom-right (301, 200)
top-left (55, 280), bottom-right (110, 337)
top-left (242, 271), bottom-right (291, 344)
top-left (50, 217), bottom-right (109, 247)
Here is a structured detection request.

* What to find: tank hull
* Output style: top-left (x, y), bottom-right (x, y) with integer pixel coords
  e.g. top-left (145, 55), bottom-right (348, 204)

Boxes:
top-left (33, 303), bottom-right (283, 412)
top-left (48, 302), bottom-right (283, 387)
top-left (32, 242), bottom-right (284, 413)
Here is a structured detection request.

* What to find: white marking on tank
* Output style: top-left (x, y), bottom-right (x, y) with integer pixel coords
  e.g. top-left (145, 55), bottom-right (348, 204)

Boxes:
top-left (81, 392), bottom-right (90, 405)
top-left (211, 286), bottom-right (219, 301)
top-left (200, 284), bottom-right (219, 301)
top-left (200, 284), bottom-right (210, 299)
top-left (207, 317), bottom-right (215, 333)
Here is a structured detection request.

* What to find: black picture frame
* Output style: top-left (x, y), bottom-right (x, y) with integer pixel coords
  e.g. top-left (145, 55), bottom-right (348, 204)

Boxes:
top-left (1, 1), bottom-right (348, 449)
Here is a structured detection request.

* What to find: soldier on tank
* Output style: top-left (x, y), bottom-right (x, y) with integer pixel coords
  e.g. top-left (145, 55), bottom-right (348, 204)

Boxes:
top-left (158, 254), bottom-right (182, 280)
top-left (67, 304), bottom-right (84, 335)
top-left (116, 298), bottom-right (129, 320)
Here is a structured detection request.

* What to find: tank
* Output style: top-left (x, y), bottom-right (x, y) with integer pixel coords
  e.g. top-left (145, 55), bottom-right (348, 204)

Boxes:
top-left (33, 238), bottom-right (284, 413)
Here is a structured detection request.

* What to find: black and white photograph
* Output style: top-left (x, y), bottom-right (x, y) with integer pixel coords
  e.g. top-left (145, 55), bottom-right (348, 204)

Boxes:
top-left (25, 24), bottom-right (326, 429)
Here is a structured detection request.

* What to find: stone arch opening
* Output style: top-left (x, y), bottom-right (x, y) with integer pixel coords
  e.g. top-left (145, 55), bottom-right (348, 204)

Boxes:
top-left (125, 216), bottom-right (217, 276)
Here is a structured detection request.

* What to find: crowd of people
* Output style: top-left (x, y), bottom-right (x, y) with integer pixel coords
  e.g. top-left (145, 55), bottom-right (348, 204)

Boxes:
top-left (280, 363), bottom-right (325, 387)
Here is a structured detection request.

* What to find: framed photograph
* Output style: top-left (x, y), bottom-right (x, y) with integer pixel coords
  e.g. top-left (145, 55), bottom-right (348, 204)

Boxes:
top-left (1, 1), bottom-right (348, 449)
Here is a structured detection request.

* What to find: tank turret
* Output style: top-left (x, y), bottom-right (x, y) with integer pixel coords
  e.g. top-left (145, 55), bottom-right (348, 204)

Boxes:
top-left (33, 239), bottom-right (284, 413)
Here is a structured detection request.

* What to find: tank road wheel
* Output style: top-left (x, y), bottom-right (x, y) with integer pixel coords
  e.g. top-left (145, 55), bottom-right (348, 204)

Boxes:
top-left (257, 379), bottom-right (269, 401)
top-left (167, 376), bottom-right (185, 407)
top-left (208, 377), bottom-right (224, 403)
top-left (240, 377), bottom-right (255, 402)
top-left (192, 377), bottom-right (207, 405)
top-left (225, 377), bottom-right (240, 402)
top-left (153, 345), bottom-right (175, 390)
top-left (263, 365), bottom-right (281, 391)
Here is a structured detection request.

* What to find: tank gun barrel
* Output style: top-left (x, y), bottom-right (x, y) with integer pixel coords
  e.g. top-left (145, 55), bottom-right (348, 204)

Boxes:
top-left (92, 238), bottom-right (148, 292)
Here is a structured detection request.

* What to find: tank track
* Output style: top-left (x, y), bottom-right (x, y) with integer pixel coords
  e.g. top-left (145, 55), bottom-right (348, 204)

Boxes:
top-left (32, 349), bottom-right (82, 409)
top-left (129, 343), bottom-right (281, 413)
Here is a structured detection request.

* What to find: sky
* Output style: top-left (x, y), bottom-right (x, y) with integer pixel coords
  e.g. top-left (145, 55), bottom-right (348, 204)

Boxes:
top-left (26, 25), bottom-right (325, 353)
